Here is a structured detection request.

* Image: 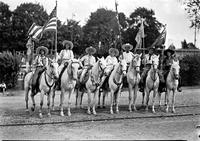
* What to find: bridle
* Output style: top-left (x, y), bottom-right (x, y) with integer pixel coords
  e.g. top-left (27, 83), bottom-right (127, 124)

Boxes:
top-left (69, 61), bottom-right (81, 81)
top-left (114, 63), bottom-right (126, 86)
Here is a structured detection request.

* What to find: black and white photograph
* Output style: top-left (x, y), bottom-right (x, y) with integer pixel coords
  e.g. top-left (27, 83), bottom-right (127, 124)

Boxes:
top-left (0, 0), bottom-right (200, 140)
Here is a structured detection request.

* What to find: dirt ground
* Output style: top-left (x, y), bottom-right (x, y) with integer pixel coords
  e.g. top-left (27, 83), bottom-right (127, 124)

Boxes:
top-left (0, 87), bottom-right (200, 140)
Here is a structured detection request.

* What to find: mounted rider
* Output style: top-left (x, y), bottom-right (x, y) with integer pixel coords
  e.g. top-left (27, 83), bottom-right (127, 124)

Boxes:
top-left (105, 48), bottom-right (119, 75)
top-left (162, 44), bottom-right (182, 92)
top-left (80, 46), bottom-right (96, 83)
top-left (57, 40), bottom-right (74, 83)
top-left (139, 46), bottom-right (160, 92)
top-left (119, 43), bottom-right (134, 67)
top-left (32, 46), bottom-right (49, 93)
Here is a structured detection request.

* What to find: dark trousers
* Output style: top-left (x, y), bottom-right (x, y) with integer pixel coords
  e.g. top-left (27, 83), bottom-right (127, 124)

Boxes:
top-left (32, 67), bottom-right (45, 93)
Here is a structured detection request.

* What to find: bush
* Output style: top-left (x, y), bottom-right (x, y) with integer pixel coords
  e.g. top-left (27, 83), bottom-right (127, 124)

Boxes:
top-left (180, 55), bottom-right (200, 86)
top-left (0, 51), bottom-right (21, 88)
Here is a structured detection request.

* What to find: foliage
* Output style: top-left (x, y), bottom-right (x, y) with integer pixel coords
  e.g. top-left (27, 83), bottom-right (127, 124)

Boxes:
top-left (0, 51), bottom-right (21, 88)
top-left (180, 55), bottom-right (200, 86)
top-left (181, 39), bottom-right (188, 49)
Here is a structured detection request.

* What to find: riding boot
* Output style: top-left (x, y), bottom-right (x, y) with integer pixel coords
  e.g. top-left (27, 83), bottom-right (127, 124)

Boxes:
top-left (177, 77), bottom-right (182, 92)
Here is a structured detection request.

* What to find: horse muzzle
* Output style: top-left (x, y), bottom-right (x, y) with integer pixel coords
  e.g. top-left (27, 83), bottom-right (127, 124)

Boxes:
top-left (174, 74), bottom-right (179, 80)
top-left (122, 70), bottom-right (126, 76)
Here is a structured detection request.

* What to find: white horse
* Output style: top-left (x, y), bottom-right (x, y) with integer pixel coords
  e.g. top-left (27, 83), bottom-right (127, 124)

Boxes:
top-left (109, 59), bottom-right (127, 114)
top-left (59, 59), bottom-right (82, 117)
top-left (127, 54), bottom-right (141, 112)
top-left (144, 55), bottom-right (160, 113)
top-left (158, 60), bottom-right (180, 113)
top-left (24, 59), bottom-right (59, 118)
top-left (76, 58), bottom-right (107, 115)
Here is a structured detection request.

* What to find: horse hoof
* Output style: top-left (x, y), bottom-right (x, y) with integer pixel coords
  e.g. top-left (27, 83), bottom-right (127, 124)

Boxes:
top-left (60, 112), bottom-right (65, 117)
top-left (39, 113), bottom-right (43, 118)
top-left (93, 111), bottom-right (97, 115)
top-left (133, 107), bottom-right (137, 111)
top-left (31, 107), bottom-right (35, 112)
top-left (47, 113), bottom-right (51, 117)
top-left (103, 106), bottom-right (106, 109)
top-left (129, 109), bottom-right (132, 113)
top-left (68, 112), bottom-right (71, 117)
top-left (145, 108), bottom-right (148, 112)
top-left (172, 109), bottom-right (176, 113)
top-left (25, 109), bottom-right (29, 113)
top-left (165, 109), bottom-right (169, 113)
top-left (116, 110), bottom-right (119, 114)
top-left (152, 110), bottom-right (156, 114)
top-left (110, 111), bottom-right (113, 114)
top-left (87, 110), bottom-right (91, 115)
top-left (97, 106), bottom-right (101, 109)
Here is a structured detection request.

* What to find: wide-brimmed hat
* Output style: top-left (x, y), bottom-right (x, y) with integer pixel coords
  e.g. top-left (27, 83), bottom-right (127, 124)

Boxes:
top-left (62, 40), bottom-right (73, 49)
top-left (85, 46), bottom-right (96, 54)
top-left (122, 43), bottom-right (133, 51)
top-left (109, 48), bottom-right (119, 56)
top-left (164, 44), bottom-right (175, 56)
top-left (148, 46), bottom-right (156, 52)
top-left (36, 46), bottom-right (49, 55)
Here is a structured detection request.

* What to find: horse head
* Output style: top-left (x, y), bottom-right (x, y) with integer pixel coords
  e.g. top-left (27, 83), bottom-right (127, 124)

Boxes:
top-left (119, 58), bottom-right (127, 76)
top-left (67, 59), bottom-right (82, 81)
top-left (48, 58), bottom-right (59, 80)
top-left (152, 55), bottom-right (159, 71)
top-left (171, 60), bottom-right (180, 80)
top-left (131, 54), bottom-right (141, 73)
top-left (98, 57), bottom-right (107, 73)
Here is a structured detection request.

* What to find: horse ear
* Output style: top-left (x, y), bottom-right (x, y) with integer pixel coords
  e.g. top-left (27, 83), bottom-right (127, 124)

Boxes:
top-left (97, 57), bottom-right (100, 61)
top-left (139, 53), bottom-right (142, 58)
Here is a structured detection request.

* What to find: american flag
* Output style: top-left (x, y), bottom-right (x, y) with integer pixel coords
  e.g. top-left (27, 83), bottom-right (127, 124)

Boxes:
top-left (27, 23), bottom-right (43, 41)
top-left (43, 6), bottom-right (57, 32)
top-left (151, 27), bottom-right (167, 48)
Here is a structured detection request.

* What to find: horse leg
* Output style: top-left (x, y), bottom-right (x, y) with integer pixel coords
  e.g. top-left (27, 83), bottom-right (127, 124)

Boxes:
top-left (80, 92), bottom-right (84, 109)
top-left (39, 91), bottom-right (44, 118)
top-left (116, 87), bottom-right (122, 114)
top-left (25, 87), bottom-right (29, 112)
top-left (133, 86), bottom-right (138, 111)
top-left (172, 89), bottom-right (176, 113)
top-left (164, 92), bottom-right (167, 106)
top-left (142, 92), bottom-right (145, 107)
top-left (60, 89), bottom-right (65, 116)
top-left (128, 84), bottom-right (133, 112)
top-left (75, 89), bottom-right (78, 108)
top-left (158, 92), bottom-right (161, 108)
top-left (52, 89), bottom-right (55, 111)
top-left (92, 89), bottom-right (99, 115)
top-left (165, 89), bottom-right (170, 113)
top-left (67, 89), bottom-right (74, 116)
top-left (110, 90), bottom-right (114, 114)
top-left (47, 92), bottom-right (51, 117)
top-left (97, 90), bottom-right (101, 108)
top-left (87, 90), bottom-right (91, 115)
top-left (152, 90), bottom-right (156, 113)
top-left (31, 92), bottom-right (36, 112)
top-left (102, 91), bottom-right (106, 109)
top-left (145, 89), bottom-right (150, 112)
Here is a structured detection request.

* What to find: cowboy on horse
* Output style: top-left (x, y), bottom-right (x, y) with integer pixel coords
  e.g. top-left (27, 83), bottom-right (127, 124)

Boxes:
top-left (105, 48), bottom-right (119, 75)
top-left (80, 46), bottom-right (96, 83)
top-left (120, 43), bottom-right (134, 66)
top-left (139, 46), bottom-right (164, 92)
top-left (32, 46), bottom-right (49, 93)
top-left (162, 44), bottom-right (182, 92)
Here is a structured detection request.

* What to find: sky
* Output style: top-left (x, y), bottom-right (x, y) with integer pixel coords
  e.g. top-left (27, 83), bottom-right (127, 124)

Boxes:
top-left (3, 0), bottom-right (200, 49)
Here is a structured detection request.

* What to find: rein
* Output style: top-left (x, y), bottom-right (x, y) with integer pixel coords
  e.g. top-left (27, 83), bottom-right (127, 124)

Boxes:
top-left (44, 70), bottom-right (55, 93)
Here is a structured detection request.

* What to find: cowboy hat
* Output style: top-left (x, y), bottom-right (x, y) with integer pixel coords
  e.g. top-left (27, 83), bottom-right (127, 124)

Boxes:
top-left (62, 40), bottom-right (73, 49)
top-left (36, 46), bottom-right (49, 55)
top-left (164, 44), bottom-right (175, 56)
top-left (148, 46), bottom-right (156, 52)
top-left (122, 43), bottom-right (133, 51)
top-left (85, 46), bottom-right (96, 54)
top-left (109, 48), bottom-right (119, 56)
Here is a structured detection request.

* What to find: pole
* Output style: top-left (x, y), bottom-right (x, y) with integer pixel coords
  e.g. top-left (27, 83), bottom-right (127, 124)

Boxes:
top-left (55, 0), bottom-right (58, 57)
top-left (194, 10), bottom-right (197, 47)
top-left (115, 0), bottom-right (123, 57)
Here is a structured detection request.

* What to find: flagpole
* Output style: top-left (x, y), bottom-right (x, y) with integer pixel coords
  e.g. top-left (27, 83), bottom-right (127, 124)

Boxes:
top-left (55, 0), bottom-right (58, 58)
top-left (115, 0), bottom-right (123, 57)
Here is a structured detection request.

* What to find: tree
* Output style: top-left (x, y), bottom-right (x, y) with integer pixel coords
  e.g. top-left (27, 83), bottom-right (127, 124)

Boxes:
top-left (181, 39), bottom-right (188, 49)
top-left (187, 42), bottom-right (198, 49)
top-left (82, 8), bottom-right (124, 56)
top-left (12, 3), bottom-right (48, 51)
top-left (124, 7), bottom-right (163, 48)
top-left (0, 2), bottom-right (12, 51)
